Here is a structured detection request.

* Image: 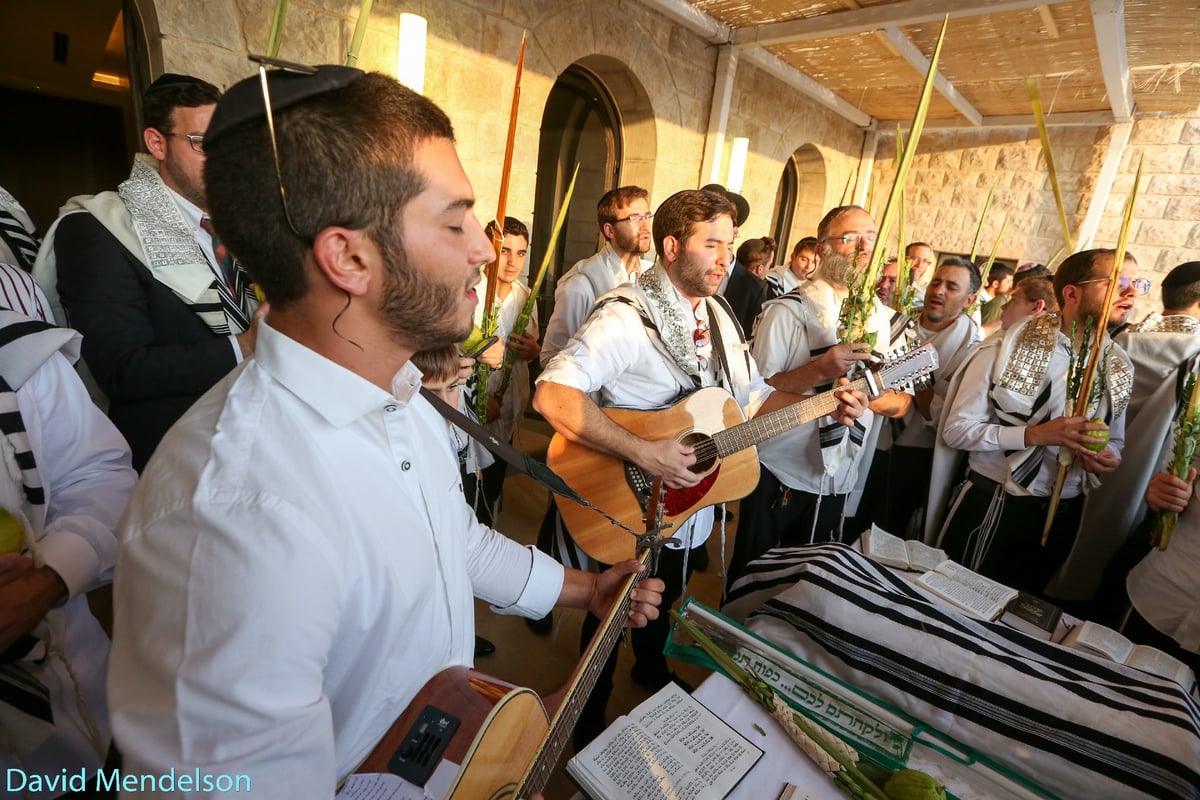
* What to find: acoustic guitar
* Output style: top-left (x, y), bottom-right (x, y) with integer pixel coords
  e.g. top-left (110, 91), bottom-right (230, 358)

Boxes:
top-left (547, 344), bottom-right (938, 565)
top-left (355, 482), bottom-right (671, 799)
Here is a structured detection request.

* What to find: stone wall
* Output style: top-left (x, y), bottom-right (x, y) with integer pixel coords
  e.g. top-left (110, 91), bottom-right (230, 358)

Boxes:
top-left (871, 114), bottom-right (1200, 299)
top-left (147, 0), bottom-right (865, 254)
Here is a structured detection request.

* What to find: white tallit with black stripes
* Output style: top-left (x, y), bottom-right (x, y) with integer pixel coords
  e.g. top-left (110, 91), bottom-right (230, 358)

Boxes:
top-left (725, 544), bottom-right (1200, 800)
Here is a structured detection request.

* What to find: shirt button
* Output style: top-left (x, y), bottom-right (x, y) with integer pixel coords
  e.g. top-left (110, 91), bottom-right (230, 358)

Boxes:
top-left (401, 461), bottom-right (412, 471)
top-left (385, 404), bottom-right (398, 413)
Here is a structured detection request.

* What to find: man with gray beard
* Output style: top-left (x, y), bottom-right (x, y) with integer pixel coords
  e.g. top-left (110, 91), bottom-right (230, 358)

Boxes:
top-left (727, 205), bottom-right (913, 588)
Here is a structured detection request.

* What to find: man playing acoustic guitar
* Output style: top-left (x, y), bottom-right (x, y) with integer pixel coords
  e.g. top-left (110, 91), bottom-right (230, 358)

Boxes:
top-left (535, 188), bottom-right (868, 748)
top-left (107, 65), bottom-right (665, 798)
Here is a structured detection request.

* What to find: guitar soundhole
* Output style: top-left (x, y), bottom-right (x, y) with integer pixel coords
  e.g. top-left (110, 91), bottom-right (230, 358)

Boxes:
top-left (679, 431), bottom-right (717, 472)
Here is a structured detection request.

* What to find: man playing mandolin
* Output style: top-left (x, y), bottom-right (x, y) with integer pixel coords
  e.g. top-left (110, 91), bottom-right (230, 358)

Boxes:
top-left (107, 65), bottom-right (665, 797)
top-left (535, 189), bottom-right (868, 748)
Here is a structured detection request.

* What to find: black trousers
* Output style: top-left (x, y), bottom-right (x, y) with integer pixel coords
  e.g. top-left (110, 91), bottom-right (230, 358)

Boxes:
top-left (726, 467), bottom-right (846, 591)
top-left (939, 473), bottom-right (1082, 597)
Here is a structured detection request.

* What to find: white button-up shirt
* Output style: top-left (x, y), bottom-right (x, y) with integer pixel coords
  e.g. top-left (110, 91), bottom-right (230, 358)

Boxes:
top-left (109, 320), bottom-right (563, 795)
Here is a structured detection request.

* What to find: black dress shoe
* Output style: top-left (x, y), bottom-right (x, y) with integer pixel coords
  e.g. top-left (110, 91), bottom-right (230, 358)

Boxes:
top-left (474, 635), bottom-right (496, 657)
top-left (525, 612), bottom-right (553, 635)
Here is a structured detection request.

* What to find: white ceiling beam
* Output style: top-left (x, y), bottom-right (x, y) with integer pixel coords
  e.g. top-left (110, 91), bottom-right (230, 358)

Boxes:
top-left (739, 46), bottom-right (873, 128)
top-left (635, 0), bottom-right (875, 128)
top-left (701, 45), bottom-right (739, 185)
top-left (1090, 0), bottom-right (1135, 121)
top-left (874, 28), bottom-right (983, 126)
top-left (883, 110), bottom-right (1115, 129)
top-left (635, 0), bottom-right (730, 44)
top-left (1076, 120), bottom-right (1133, 249)
top-left (732, 0), bottom-right (1074, 47)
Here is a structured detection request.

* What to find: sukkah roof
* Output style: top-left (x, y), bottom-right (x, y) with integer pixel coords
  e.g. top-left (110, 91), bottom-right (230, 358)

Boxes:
top-left (680, 0), bottom-right (1199, 127)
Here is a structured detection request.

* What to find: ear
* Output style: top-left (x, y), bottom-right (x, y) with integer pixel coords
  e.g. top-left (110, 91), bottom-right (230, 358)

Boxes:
top-left (310, 227), bottom-right (376, 297)
top-left (144, 127), bottom-right (167, 161)
top-left (1033, 299), bottom-right (1047, 314)
top-left (601, 222), bottom-right (616, 242)
top-left (1060, 284), bottom-right (1082, 308)
top-left (661, 234), bottom-right (680, 265)
top-left (966, 291), bottom-right (978, 307)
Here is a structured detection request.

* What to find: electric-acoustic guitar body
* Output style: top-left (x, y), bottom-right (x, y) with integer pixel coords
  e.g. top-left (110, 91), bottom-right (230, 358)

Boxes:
top-left (356, 666), bottom-right (550, 800)
top-left (547, 386), bottom-right (757, 565)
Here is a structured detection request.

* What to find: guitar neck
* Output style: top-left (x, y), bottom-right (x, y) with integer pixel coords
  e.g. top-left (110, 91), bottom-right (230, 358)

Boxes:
top-left (712, 375), bottom-right (872, 457)
top-left (519, 548), bottom-right (652, 795)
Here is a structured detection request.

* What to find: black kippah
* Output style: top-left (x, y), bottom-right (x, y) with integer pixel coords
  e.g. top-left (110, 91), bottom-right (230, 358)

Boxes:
top-left (145, 73), bottom-right (208, 93)
top-left (1163, 261), bottom-right (1200, 290)
top-left (700, 182), bottom-right (751, 227)
top-left (206, 63), bottom-right (363, 147)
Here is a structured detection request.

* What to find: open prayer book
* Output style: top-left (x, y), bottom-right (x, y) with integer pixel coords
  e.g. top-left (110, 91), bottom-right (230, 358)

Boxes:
top-left (859, 524), bottom-right (947, 572)
top-left (1062, 621), bottom-right (1196, 692)
top-left (915, 561), bottom-right (1019, 621)
top-left (567, 682), bottom-right (762, 800)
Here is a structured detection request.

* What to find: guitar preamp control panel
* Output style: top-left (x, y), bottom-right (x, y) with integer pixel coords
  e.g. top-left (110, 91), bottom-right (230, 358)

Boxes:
top-left (388, 704), bottom-right (461, 787)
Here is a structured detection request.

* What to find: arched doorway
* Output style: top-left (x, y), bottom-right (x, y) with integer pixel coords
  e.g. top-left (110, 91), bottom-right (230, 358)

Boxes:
top-left (531, 56), bottom-right (655, 322)
top-left (769, 144), bottom-right (827, 258)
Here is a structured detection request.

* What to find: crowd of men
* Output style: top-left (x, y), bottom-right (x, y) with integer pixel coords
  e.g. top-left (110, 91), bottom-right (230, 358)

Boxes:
top-left (2, 64), bottom-right (1198, 799)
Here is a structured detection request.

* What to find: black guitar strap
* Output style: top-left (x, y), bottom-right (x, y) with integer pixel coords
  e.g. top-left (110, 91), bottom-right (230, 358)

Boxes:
top-left (419, 387), bottom-right (642, 537)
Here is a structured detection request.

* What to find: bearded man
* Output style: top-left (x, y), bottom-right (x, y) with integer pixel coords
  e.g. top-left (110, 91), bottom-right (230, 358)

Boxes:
top-left (929, 249), bottom-right (1135, 595)
top-left (33, 74), bottom-right (263, 471)
top-left (535, 190), bottom-right (866, 748)
top-left (726, 205), bottom-right (912, 587)
top-left (107, 66), bottom-right (665, 795)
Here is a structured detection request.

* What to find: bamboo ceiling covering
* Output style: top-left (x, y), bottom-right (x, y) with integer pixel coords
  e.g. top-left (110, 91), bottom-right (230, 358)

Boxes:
top-left (690, 0), bottom-right (1200, 124)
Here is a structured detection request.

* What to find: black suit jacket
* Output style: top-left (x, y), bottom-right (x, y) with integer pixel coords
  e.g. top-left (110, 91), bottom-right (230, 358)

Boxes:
top-left (723, 263), bottom-right (769, 338)
top-left (54, 212), bottom-right (238, 471)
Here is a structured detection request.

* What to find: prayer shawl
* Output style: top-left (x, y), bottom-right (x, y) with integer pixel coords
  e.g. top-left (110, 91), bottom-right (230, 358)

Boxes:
top-left (724, 544), bottom-right (1200, 800)
top-left (32, 154), bottom-right (256, 335)
top-left (924, 313), bottom-right (1133, 542)
top-left (1049, 315), bottom-right (1200, 600)
top-left (0, 312), bottom-right (81, 757)
top-left (0, 187), bottom-right (40, 271)
top-left (893, 313), bottom-right (981, 449)
top-left (756, 280), bottom-right (911, 515)
top-left (597, 262), bottom-right (753, 395)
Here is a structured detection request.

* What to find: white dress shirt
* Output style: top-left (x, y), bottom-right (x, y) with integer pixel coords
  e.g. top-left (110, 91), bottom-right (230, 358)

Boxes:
top-left (109, 320), bottom-right (564, 796)
top-left (540, 243), bottom-right (649, 366)
top-left (1, 346), bottom-right (135, 797)
top-left (751, 279), bottom-right (899, 494)
top-left (941, 328), bottom-right (1126, 498)
top-left (538, 282), bottom-right (773, 548)
top-left (1127, 495), bottom-right (1200, 653)
top-left (474, 280), bottom-right (537, 443)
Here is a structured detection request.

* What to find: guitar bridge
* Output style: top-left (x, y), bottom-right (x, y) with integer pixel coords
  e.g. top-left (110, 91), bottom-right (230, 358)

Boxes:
top-left (624, 463), bottom-right (653, 514)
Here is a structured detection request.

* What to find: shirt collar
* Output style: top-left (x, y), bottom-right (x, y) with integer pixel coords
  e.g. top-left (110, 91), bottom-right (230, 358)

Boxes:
top-left (167, 186), bottom-right (205, 231)
top-left (254, 319), bottom-right (419, 426)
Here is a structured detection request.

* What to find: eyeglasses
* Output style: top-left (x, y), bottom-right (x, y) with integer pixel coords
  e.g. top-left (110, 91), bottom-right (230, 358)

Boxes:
top-left (614, 213), bottom-right (654, 224)
top-left (1075, 276), bottom-right (1151, 297)
top-left (163, 132), bottom-right (204, 153)
top-left (824, 232), bottom-right (878, 247)
top-left (250, 54), bottom-right (319, 242)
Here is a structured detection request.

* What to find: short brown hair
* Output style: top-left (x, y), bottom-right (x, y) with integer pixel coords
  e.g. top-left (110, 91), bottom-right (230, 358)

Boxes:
top-left (597, 186), bottom-right (650, 227)
top-left (1052, 248), bottom-right (1137, 306)
top-left (652, 190), bottom-right (736, 258)
top-left (410, 345), bottom-right (461, 385)
top-left (1015, 277), bottom-right (1057, 312)
top-left (205, 72), bottom-right (455, 308)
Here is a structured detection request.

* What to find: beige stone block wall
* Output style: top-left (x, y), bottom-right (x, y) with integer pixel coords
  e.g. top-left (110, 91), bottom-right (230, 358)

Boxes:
top-left (873, 112), bottom-right (1200, 310)
top-left (148, 0), bottom-right (869, 261)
